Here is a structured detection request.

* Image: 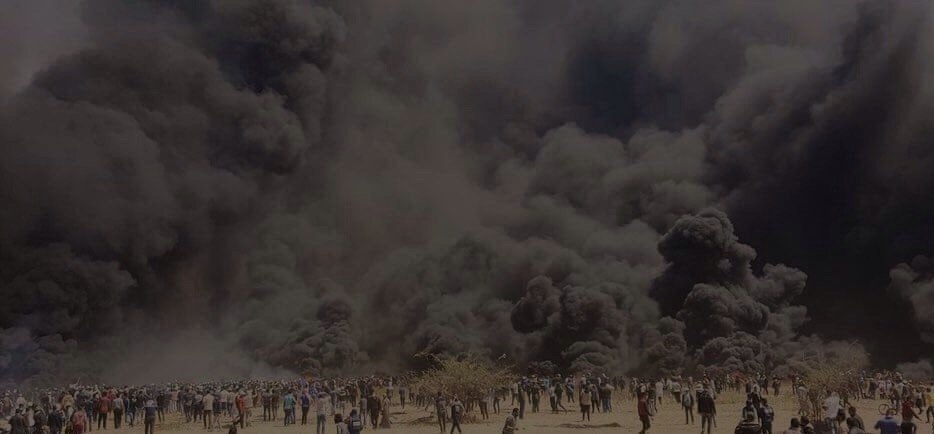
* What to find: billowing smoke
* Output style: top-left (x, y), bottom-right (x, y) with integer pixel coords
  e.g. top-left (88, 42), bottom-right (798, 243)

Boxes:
top-left (2, 0), bottom-right (934, 383)
top-left (896, 359), bottom-right (934, 381)
top-left (889, 256), bottom-right (934, 344)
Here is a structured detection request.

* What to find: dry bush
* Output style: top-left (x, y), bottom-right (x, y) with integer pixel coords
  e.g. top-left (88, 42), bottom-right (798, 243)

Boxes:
top-left (411, 354), bottom-right (515, 406)
top-left (786, 341), bottom-right (868, 417)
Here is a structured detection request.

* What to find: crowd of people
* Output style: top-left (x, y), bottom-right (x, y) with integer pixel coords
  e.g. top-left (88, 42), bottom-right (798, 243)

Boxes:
top-left (0, 371), bottom-right (931, 434)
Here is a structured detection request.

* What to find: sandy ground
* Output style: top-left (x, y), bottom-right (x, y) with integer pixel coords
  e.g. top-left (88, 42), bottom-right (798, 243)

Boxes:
top-left (119, 391), bottom-right (933, 434)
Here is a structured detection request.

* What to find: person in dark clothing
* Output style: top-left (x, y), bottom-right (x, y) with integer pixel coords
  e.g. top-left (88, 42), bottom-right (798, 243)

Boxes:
top-left (847, 406), bottom-right (865, 431)
top-left (347, 409), bottom-right (364, 434)
top-left (698, 388), bottom-right (717, 434)
top-left (449, 397), bottom-right (464, 434)
top-left (434, 393), bottom-right (447, 434)
top-left (10, 408), bottom-right (28, 434)
top-left (48, 406), bottom-right (64, 434)
top-left (300, 392), bottom-right (310, 425)
top-left (899, 416), bottom-right (917, 434)
top-left (35, 407), bottom-right (48, 434)
top-left (682, 389), bottom-right (695, 425)
top-left (735, 412), bottom-right (762, 434)
top-left (758, 398), bottom-right (774, 434)
top-left (143, 399), bottom-right (157, 434)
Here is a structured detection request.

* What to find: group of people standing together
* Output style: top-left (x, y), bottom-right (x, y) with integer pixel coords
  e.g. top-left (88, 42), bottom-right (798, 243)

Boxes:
top-left (2, 370), bottom-right (932, 434)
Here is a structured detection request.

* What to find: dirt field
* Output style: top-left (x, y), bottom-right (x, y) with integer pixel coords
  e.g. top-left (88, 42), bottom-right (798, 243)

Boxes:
top-left (131, 391), bottom-right (930, 434)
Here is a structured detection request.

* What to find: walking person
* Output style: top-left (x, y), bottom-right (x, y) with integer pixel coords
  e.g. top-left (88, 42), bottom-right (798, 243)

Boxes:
top-left (143, 399), bottom-right (157, 434)
top-left (449, 396), bottom-right (464, 434)
top-left (638, 392), bottom-right (652, 434)
top-left (682, 387), bottom-right (695, 425)
top-left (699, 387), bottom-right (717, 434)
top-left (434, 392), bottom-right (446, 434)
top-left (300, 391), bottom-right (310, 425)
top-left (759, 398), bottom-right (775, 434)
top-left (580, 387), bottom-right (592, 422)
top-left (315, 393), bottom-right (329, 434)
top-left (112, 395), bottom-right (124, 429)
top-left (202, 391), bottom-right (214, 430)
top-left (282, 391), bottom-right (295, 426)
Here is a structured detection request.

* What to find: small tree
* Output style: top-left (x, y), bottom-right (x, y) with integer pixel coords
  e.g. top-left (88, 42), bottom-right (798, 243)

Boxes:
top-left (787, 341), bottom-right (868, 417)
top-left (411, 354), bottom-right (515, 416)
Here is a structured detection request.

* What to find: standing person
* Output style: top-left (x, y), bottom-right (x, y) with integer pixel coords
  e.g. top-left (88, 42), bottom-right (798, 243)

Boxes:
top-left (315, 393), bottom-right (329, 434)
top-left (143, 399), bottom-right (157, 434)
top-left (735, 412), bottom-right (762, 434)
top-left (282, 391), bottom-right (295, 426)
top-left (212, 392), bottom-right (222, 429)
top-left (333, 414), bottom-right (348, 434)
top-left (699, 387), bottom-right (717, 434)
top-left (924, 386), bottom-right (933, 424)
top-left (783, 418), bottom-right (802, 434)
top-left (111, 394), bottom-right (124, 429)
top-left (380, 395), bottom-right (392, 429)
top-left (902, 398), bottom-right (920, 423)
top-left (800, 416), bottom-right (816, 434)
top-left (434, 392), bottom-right (447, 434)
top-left (96, 394), bottom-right (110, 430)
top-left (156, 392), bottom-right (165, 423)
top-left (10, 408), bottom-right (27, 434)
top-left (672, 379), bottom-right (683, 405)
top-left (235, 392), bottom-right (246, 429)
top-left (300, 391), bottom-right (310, 426)
top-left (898, 416), bottom-right (916, 434)
top-left (601, 382), bottom-right (613, 413)
top-left (823, 391), bottom-right (841, 432)
top-left (202, 391), bottom-right (215, 430)
top-left (357, 391), bottom-right (367, 428)
top-left (590, 382), bottom-right (600, 413)
top-left (580, 387), bottom-right (592, 422)
top-left (49, 405), bottom-right (64, 434)
top-left (261, 390), bottom-right (272, 422)
top-left (682, 388), bottom-right (695, 425)
top-left (127, 394), bottom-right (137, 427)
top-left (479, 391), bottom-right (490, 420)
top-left (502, 408), bottom-right (519, 434)
top-left (759, 398), bottom-right (775, 434)
top-left (873, 409), bottom-right (899, 434)
top-left (449, 397), bottom-right (463, 434)
top-left (71, 407), bottom-right (89, 434)
top-left (530, 385), bottom-right (540, 413)
top-left (554, 381), bottom-right (564, 411)
top-left (637, 393), bottom-right (651, 434)
top-left (517, 384), bottom-right (526, 420)
top-left (346, 410), bottom-right (363, 434)
top-left (845, 419), bottom-right (865, 434)
top-left (367, 393), bottom-right (380, 430)
top-left (847, 407), bottom-right (865, 431)
top-left (548, 384), bottom-right (558, 414)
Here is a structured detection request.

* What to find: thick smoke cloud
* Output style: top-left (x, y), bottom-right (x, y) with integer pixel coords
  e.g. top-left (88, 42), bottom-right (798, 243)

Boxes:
top-left (1, 0), bottom-right (933, 382)
top-left (889, 257), bottom-right (934, 344)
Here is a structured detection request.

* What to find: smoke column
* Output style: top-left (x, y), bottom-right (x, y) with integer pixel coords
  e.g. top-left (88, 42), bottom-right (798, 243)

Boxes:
top-left (1, 0), bottom-right (933, 382)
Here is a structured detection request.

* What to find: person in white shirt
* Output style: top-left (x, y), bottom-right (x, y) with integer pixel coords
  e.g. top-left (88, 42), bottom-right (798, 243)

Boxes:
top-left (822, 390), bottom-right (840, 430)
top-left (315, 393), bottom-right (330, 434)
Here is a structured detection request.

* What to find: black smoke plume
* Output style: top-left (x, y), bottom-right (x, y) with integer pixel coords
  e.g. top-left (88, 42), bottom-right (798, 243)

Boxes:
top-left (1, 0), bottom-right (933, 382)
